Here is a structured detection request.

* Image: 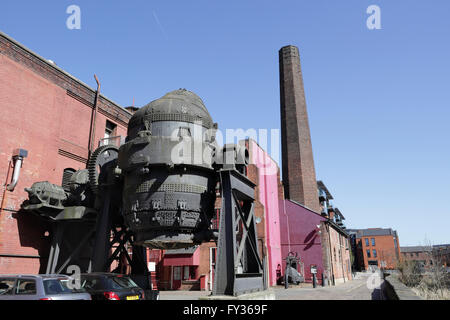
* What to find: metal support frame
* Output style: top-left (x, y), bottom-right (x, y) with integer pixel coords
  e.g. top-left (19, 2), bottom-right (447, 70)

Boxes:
top-left (90, 193), bottom-right (113, 272)
top-left (46, 221), bottom-right (96, 274)
top-left (44, 191), bottom-right (150, 289)
top-left (213, 169), bottom-right (265, 296)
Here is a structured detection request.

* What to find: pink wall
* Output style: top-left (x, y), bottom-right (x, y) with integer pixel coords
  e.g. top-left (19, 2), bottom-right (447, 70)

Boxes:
top-left (249, 140), bottom-right (282, 286)
top-left (279, 199), bottom-right (326, 283)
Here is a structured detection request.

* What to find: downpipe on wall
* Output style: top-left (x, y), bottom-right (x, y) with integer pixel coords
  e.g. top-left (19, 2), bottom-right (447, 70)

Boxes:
top-left (6, 149), bottom-right (28, 192)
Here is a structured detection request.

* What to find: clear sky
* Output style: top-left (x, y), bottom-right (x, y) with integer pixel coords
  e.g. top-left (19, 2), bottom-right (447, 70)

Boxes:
top-left (1, 1), bottom-right (449, 246)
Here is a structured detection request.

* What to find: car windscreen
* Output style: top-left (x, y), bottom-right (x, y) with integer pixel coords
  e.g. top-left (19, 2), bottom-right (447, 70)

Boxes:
top-left (43, 278), bottom-right (86, 294)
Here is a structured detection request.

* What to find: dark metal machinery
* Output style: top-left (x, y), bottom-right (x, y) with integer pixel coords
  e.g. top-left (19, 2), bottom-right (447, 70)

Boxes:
top-left (283, 252), bottom-right (304, 289)
top-left (21, 89), bottom-right (266, 296)
top-left (213, 168), bottom-right (265, 296)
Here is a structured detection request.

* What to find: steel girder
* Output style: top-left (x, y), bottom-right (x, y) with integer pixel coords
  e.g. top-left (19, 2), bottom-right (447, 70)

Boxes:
top-left (213, 169), bottom-right (266, 296)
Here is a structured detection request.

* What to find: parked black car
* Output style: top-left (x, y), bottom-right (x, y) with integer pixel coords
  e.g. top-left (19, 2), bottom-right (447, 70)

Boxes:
top-left (80, 273), bottom-right (148, 300)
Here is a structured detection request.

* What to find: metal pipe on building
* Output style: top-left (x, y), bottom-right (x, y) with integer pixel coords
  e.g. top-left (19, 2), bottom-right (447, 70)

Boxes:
top-left (340, 234), bottom-right (346, 283)
top-left (6, 158), bottom-right (22, 191)
top-left (6, 149), bottom-right (28, 192)
top-left (326, 223), bottom-right (335, 286)
top-left (0, 254), bottom-right (43, 259)
top-left (88, 74), bottom-right (101, 159)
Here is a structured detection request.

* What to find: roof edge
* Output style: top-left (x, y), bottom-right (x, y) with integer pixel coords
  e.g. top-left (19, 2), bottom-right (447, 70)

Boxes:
top-left (0, 30), bottom-right (131, 116)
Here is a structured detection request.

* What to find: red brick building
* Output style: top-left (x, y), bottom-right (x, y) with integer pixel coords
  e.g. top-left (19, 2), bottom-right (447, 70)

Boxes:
top-left (400, 246), bottom-right (433, 271)
top-left (0, 32), bottom-right (355, 293)
top-left (400, 244), bottom-right (450, 270)
top-left (0, 31), bottom-right (131, 274)
top-left (347, 228), bottom-right (401, 271)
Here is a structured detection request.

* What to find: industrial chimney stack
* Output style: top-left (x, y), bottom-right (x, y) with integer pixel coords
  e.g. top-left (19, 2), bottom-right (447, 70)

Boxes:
top-left (279, 45), bottom-right (320, 213)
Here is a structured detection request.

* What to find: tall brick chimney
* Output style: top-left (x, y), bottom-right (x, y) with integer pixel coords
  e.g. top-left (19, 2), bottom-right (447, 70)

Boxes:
top-left (279, 45), bottom-right (320, 213)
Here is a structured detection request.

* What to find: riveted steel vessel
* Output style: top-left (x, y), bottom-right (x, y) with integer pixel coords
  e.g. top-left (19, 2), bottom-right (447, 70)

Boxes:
top-left (118, 89), bottom-right (218, 249)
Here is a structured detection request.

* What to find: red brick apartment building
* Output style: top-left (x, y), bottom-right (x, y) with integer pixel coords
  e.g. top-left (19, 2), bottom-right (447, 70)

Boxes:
top-left (401, 245), bottom-right (450, 270)
top-left (347, 228), bottom-right (400, 271)
top-left (400, 246), bottom-right (433, 270)
top-left (0, 31), bottom-right (132, 273)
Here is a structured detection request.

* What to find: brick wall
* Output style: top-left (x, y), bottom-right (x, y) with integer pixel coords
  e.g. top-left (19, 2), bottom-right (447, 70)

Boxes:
top-left (357, 234), bottom-right (401, 270)
top-left (0, 32), bottom-right (131, 274)
top-left (279, 45), bottom-right (320, 213)
top-left (326, 224), bottom-right (352, 284)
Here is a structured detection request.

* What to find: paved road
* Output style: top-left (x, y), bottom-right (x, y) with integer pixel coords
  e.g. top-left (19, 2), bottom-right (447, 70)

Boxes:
top-left (274, 272), bottom-right (383, 300)
top-left (159, 290), bottom-right (212, 300)
top-left (159, 272), bottom-right (384, 300)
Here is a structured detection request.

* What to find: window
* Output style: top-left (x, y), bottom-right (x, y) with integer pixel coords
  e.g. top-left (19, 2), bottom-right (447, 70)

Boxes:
top-left (365, 238), bottom-right (369, 246)
top-left (190, 266), bottom-right (197, 279)
top-left (110, 276), bottom-right (138, 289)
top-left (103, 120), bottom-right (117, 145)
top-left (367, 250), bottom-right (371, 258)
top-left (371, 238), bottom-right (375, 246)
top-left (43, 279), bottom-right (74, 295)
top-left (173, 266), bottom-right (181, 281)
top-left (0, 279), bottom-right (15, 295)
top-left (15, 279), bottom-right (36, 295)
top-left (80, 277), bottom-right (103, 290)
top-left (183, 266), bottom-right (189, 280)
top-left (373, 250), bottom-right (377, 258)
top-left (105, 121), bottom-right (117, 138)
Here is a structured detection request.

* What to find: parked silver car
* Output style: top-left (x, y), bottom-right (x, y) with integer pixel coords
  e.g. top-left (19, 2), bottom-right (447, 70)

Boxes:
top-left (0, 274), bottom-right (91, 300)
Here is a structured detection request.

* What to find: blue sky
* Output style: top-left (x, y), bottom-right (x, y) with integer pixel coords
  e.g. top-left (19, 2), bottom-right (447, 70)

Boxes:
top-left (1, 1), bottom-right (449, 246)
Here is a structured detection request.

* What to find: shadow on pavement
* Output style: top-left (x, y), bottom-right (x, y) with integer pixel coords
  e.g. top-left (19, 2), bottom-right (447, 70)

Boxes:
top-left (371, 288), bottom-right (382, 300)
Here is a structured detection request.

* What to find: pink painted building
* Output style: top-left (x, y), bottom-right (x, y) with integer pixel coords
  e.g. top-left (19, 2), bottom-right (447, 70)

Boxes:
top-left (247, 139), bottom-right (283, 287)
top-left (279, 199), bottom-right (327, 284)
top-left (279, 198), bottom-right (352, 285)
